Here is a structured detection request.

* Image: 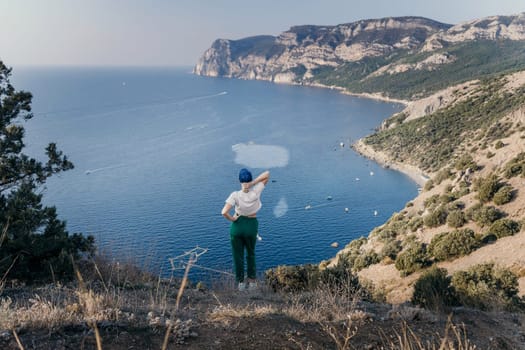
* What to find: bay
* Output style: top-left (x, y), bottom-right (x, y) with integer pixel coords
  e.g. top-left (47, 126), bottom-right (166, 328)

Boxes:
top-left (13, 66), bottom-right (417, 279)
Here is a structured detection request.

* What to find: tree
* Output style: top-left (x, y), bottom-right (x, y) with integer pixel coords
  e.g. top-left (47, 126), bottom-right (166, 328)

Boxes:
top-left (0, 61), bottom-right (94, 282)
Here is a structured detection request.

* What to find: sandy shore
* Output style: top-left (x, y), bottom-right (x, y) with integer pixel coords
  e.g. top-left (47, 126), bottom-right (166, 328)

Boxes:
top-left (352, 139), bottom-right (429, 187)
top-left (299, 81), bottom-right (410, 105)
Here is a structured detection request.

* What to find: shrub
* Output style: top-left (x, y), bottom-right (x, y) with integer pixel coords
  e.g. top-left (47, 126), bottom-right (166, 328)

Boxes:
top-left (488, 218), bottom-right (521, 238)
top-left (504, 152), bottom-right (525, 178)
top-left (408, 216), bottom-right (424, 232)
top-left (423, 194), bottom-right (440, 210)
top-left (265, 264), bottom-right (320, 292)
top-left (486, 151), bottom-right (495, 158)
top-left (434, 168), bottom-right (453, 185)
top-left (412, 267), bottom-right (457, 311)
top-left (492, 185), bottom-right (513, 205)
top-left (474, 173), bottom-right (501, 203)
top-left (380, 239), bottom-right (402, 260)
top-left (467, 203), bottom-right (503, 227)
top-left (395, 242), bottom-right (430, 276)
top-left (339, 237), bottom-right (380, 272)
top-left (428, 229), bottom-right (480, 261)
top-left (451, 263), bottom-right (522, 311)
top-left (352, 251), bottom-right (380, 271)
top-left (439, 193), bottom-right (457, 205)
top-left (318, 260), bottom-right (361, 292)
top-left (494, 140), bottom-right (505, 149)
top-left (423, 206), bottom-right (448, 228)
top-left (451, 181), bottom-right (470, 198)
top-left (447, 210), bottom-right (466, 228)
top-left (455, 154), bottom-right (478, 172)
top-left (424, 179), bottom-right (434, 191)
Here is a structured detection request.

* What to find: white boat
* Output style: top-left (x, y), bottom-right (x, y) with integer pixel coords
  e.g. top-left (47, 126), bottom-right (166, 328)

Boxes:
top-left (305, 205), bottom-right (312, 210)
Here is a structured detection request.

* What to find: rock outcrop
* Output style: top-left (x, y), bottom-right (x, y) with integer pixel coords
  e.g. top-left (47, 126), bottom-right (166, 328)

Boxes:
top-left (194, 13), bottom-right (525, 89)
top-left (194, 17), bottom-right (451, 82)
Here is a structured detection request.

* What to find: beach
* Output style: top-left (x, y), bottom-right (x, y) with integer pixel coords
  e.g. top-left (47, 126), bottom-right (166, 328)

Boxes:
top-left (352, 139), bottom-right (429, 187)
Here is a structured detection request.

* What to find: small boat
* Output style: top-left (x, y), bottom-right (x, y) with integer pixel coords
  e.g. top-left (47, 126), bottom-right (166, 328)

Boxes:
top-left (305, 205), bottom-right (312, 210)
top-left (330, 242), bottom-right (339, 248)
top-left (340, 142), bottom-right (345, 147)
top-left (370, 171), bottom-right (374, 176)
top-left (344, 208), bottom-right (349, 213)
top-left (326, 196), bottom-right (333, 200)
top-left (355, 177), bottom-right (360, 181)
top-left (374, 210), bottom-right (378, 216)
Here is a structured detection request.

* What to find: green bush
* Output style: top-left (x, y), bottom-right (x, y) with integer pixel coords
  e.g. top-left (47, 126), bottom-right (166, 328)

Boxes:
top-left (412, 267), bottom-right (457, 311)
top-left (380, 239), bottom-right (402, 260)
top-left (474, 173), bottom-right (502, 203)
top-left (423, 194), bottom-right (440, 210)
top-left (318, 261), bottom-right (361, 292)
top-left (352, 251), bottom-right (380, 271)
top-left (408, 216), bottom-right (424, 232)
top-left (447, 210), bottom-right (466, 228)
top-left (452, 181), bottom-right (470, 198)
top-left (467, 203), bottom-right (503, 227)
top-left (434, 168), bottom-right (453, 185)
top-left (439, 193), bottom-right (457, 205)
top-left (455, 154), bottom-right (478, 172)
top-left (488, 218), bottom-right (521, 238)
top-left (504, 152), bottom-right (525, 178)
top-left (424, 179), bottom-right (434, 191)
top-left (451, 263), bottom-right (522, 311)
top-left (494, 140), bottom-right (505, 149)
top-left (428, 229), bottom-right (480, 261)
top-left (338, 237), bottom-right (380, 272)
top-left (424, 206), bottom-right (448, 228)
top-left (265, 264), bottom-right (320, 292)
top-left (492, 185), bottom-right (514, 205)
top-left (395, 242), bottom-right (430, 276)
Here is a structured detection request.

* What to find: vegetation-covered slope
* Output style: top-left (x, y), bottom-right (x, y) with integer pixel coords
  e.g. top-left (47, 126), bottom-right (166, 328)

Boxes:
top-left (327, 70), bottom-right (525, 308)
top-left (313, 40), bottom-right (525, 99)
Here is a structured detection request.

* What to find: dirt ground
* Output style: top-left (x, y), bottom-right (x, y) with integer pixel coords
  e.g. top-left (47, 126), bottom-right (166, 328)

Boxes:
top-left (2, 285), bottom-right (525, 350)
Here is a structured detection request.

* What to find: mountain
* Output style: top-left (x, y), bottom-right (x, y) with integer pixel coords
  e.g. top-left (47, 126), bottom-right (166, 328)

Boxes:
top-left (195, 14), bottom-right (525, 100)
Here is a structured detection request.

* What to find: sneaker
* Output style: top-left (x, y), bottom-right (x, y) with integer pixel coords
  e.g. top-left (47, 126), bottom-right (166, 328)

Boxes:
top-left (248, 282), bottom-right (257, 291)
top-left (238, 282), bottom-right (246, 291)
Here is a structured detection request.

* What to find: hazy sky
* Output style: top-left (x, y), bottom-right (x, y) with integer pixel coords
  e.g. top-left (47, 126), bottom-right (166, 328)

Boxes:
top-left (0, 0), bottom-right (523, 67)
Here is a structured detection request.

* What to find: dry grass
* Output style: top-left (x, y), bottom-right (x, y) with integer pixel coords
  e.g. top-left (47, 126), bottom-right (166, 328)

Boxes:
top-left (383, 317), bottom-right (477, 350)
top-left (0, 248), bottom-right (203, 349)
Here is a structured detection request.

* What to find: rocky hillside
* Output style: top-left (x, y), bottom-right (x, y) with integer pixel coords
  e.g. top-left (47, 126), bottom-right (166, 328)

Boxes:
top-left (333, 70), bottom-right (525, 305)
top-left (195, 13), bottom-right (525, 99)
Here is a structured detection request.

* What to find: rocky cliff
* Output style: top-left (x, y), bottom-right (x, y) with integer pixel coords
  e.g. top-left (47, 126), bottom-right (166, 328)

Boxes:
top-left (194, 17), bottom-right (450, 82)
top-left (194, 13), bottom-right (525, 100)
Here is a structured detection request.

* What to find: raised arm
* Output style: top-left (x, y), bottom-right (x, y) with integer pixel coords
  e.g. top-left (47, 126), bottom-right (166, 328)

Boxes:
top-left (252, 170), bottom-right (270, 186)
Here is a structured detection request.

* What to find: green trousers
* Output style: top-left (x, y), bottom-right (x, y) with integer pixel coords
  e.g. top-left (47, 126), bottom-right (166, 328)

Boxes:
top-left (230, 216), bottom-right (258, 283)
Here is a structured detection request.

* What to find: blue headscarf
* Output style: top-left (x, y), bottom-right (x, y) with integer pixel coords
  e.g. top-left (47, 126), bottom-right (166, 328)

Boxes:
top-left (238, 168), bottom-right (253, 183)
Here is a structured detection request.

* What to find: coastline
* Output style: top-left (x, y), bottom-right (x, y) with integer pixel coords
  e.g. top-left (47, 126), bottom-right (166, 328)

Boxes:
top-left (352, 139), bottom-right (429, 187)
top-left (289, 80), bottom-right (410, 105)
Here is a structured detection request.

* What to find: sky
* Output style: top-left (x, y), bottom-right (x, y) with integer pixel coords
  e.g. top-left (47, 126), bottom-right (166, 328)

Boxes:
top-left (0, 0), bottom-right (523, 67)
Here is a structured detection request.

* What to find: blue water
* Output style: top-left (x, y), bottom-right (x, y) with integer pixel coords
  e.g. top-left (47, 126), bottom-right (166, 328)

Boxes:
top-left (13, 66), bottom-right (417, 279)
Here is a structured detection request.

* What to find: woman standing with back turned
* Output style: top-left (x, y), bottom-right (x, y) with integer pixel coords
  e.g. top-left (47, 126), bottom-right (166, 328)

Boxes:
top-left (221, 168), bottom-right (270, 291)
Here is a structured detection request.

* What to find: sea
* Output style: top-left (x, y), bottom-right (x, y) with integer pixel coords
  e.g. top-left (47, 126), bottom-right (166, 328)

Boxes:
top-left (13, 66), bottom-right (418, 280)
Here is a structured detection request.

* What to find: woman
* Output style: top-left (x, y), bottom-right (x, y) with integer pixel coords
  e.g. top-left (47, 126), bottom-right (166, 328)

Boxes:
top-left (222, 168), bottom-right (270, 291)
